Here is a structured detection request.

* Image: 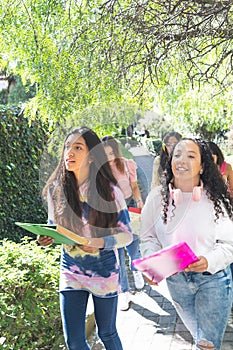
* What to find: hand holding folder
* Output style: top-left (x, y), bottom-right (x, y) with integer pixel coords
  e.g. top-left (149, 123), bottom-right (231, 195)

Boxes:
top-left (15, 222), bottom-right (89, 245)
top-left (132, 242), bottom-right (199, 283)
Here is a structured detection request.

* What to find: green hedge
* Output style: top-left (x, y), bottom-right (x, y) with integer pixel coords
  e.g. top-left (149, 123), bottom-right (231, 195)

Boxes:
top-left (0, 238), bottom-right (65, 350)
top-left (0, 106), bottom-right (48, 241)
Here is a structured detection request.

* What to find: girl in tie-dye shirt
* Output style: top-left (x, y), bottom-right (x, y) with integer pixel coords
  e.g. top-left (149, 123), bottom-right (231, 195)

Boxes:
top-left (38, 126), bottom-right (132, 350)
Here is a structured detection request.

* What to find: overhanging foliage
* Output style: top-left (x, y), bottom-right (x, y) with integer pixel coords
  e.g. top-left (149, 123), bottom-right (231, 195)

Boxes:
top-left (0, 0), bottom-right (233, 124)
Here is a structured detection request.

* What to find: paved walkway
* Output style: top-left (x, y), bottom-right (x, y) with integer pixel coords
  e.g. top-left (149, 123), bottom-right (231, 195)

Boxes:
top-left (88, 145), bottom-right (233, 350)
top-left (130, 145), bottom-right (154, 202)
top-left (89, 269), bottom-right (233, 350)
top-left (117, 275), bottom-right (233, 350)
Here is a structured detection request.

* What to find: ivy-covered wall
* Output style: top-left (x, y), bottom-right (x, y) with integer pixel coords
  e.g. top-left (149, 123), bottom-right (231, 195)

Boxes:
top-left (0, 106), bottom-right (49, 241)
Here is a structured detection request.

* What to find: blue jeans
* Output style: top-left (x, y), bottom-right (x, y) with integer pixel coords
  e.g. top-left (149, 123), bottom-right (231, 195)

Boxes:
top-left (166, 267), bottom-right (233, 350)
top-left (118, 235), bottom-right (141, 293)
top-left (60, 290), bottom-right (123, 350)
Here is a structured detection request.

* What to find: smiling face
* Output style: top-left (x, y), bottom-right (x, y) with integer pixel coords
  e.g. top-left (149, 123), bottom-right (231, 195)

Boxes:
top-left (64, 133), bottom-right (90, 182)
top-left (171, 140), bottom-right (203, 190)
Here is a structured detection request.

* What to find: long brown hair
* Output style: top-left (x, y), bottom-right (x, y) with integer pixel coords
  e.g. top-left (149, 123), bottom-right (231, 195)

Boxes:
top-left (101, 135), bottom-right (125, 173)
top-left (43, 127), bottom-right (118, 237)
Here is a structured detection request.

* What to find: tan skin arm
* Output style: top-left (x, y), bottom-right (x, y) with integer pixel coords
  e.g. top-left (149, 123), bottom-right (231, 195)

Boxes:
top-left (131, 181), bottom-right (144, 209)
top-left (37, 235), bottom-right (105, 253)
top-left (145, 256), bottom-right (208, 286)
top-left (226, 163), bottom-right (233, 196)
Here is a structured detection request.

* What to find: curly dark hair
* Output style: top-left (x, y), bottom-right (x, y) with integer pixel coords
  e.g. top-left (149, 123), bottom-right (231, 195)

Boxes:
top-left (161, 138), bottom-right (233, 224)
top-left (43, 126), bottom-right (118, 237)
top-left (207, 141), bottom-right (225, 167)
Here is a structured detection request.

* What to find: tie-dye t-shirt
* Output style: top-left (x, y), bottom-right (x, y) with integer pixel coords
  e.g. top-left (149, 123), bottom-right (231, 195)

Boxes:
top-left (48, 182), bottom-right (132, 298)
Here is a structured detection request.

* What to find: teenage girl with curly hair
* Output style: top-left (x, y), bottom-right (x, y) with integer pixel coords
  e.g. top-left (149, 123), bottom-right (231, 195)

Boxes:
top-left (140, 138), bottom-right (233, 350)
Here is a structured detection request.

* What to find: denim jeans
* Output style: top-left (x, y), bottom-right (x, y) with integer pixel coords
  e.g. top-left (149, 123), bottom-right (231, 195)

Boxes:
top-left (118, 234), bottom-right (141, 293)
top-left (60, 290), bottom-right (123, 350)
top-left (166, 267), bottom-right (233, 350)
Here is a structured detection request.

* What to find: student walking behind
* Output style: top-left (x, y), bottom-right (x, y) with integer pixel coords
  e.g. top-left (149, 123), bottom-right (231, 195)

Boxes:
top-left (102, 135), bottom-right (144, 311)
top-left (151, 131), bottom-right (182, 189)
top-left (207, 141), bottom-right (233, 197)
top-left (38, 126), bottom-right (133, 350)
top-left (141, 138), bottom-right (233, 350)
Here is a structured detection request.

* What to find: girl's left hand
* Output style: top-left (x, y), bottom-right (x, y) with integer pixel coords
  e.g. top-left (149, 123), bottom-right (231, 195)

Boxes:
top-left (184, 256), bottom-right (208, 273)
top-left (136, 198), bottom-right (144, 209)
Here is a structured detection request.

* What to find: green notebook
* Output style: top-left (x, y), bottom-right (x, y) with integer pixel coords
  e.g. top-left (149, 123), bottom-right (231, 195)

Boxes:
top-left (15, 222), bottom-right (89, 245)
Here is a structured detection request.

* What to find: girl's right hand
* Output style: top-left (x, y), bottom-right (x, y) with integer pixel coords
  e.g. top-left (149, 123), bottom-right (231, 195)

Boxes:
top-left (37, 235), bottom-right (54, 246)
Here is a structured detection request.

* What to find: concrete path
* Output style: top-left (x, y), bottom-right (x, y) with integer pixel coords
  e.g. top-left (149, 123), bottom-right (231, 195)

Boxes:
top-left (90, 270), bottom-right (233, 350)
top-left (115, 276), bottom-right (233, 350)
top-left (129, 145), bottom-right (154, 202)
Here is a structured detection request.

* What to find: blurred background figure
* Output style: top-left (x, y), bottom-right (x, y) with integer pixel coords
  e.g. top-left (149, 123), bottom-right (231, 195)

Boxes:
top-left (102, 135), bottom-right (145, 311)
top-left (151, 131), bottom-right (182, 189)
top-left (208, 141), bottom-right (233, 197)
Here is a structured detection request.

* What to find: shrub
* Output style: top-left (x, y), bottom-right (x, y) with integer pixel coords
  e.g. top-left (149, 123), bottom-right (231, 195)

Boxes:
top-left (142, 137), bottom-right (162, 155)
top-left (0, 106), bottom-right (49, 241)
top-left (0, 238), bottom-right (66, 350)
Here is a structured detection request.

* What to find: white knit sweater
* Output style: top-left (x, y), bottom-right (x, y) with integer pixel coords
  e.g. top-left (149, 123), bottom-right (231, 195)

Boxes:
top-left (140, 186), bottom-right (233, 274)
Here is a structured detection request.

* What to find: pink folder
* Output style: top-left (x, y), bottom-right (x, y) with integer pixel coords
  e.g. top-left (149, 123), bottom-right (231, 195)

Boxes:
top-left (132, 242), bottom-right (199, 283)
